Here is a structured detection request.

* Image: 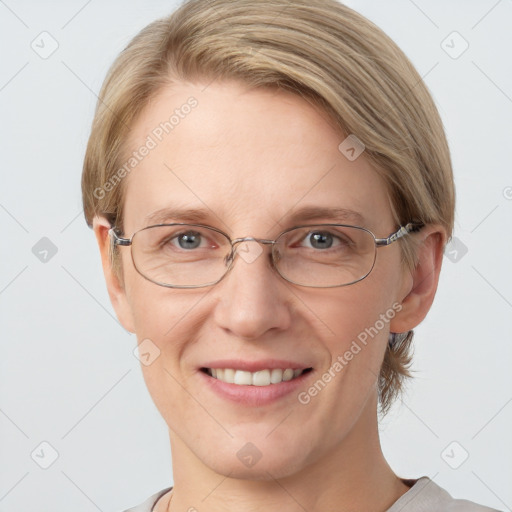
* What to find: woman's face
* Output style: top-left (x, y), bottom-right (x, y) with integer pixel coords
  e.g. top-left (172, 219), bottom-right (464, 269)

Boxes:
top-left (107, 80), bottom-right (415, 479)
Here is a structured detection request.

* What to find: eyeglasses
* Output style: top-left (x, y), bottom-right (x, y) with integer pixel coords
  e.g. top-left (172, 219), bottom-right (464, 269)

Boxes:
top-left (109, 222), bottom-right (421, 289)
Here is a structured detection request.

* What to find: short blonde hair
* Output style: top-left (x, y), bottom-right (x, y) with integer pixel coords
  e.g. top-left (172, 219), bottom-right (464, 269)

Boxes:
top-left (82, 0), bottom-right (455, 414)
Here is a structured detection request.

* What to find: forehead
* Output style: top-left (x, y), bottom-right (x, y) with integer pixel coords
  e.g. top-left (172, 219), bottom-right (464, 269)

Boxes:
top-left (122, 80), bottom-right (392, 235)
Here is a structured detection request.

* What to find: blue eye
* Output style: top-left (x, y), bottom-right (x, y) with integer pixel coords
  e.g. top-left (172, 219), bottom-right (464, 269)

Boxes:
top-left (298, 230), bottom-right (351, 250)
top-left (307, 231), bottom-right (334, 249)
top-left (176, 231), bottom-right (203, 250)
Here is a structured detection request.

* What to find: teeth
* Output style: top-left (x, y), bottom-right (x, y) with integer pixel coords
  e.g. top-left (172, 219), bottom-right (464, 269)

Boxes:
top-left (207, 368), bottom-right (305, 386)
top-left (234, 370), bottom-right (253, 385)
top-left (282, 369), bottom-right (294, 381)
top-left (270, 369), bottom-right (283, 384)
top-left (253, 370), bottom-right (270, 386)
top-left (223, 368), bottom-right (235, 383)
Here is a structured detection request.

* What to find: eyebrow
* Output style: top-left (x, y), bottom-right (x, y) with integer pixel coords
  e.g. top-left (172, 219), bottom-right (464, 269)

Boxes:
top-left (145, 206), bottom-right (214, 225)
top-left (282, 206), bottom-right (365, 226)
top-left (144, 205), bottom-right (365, 228)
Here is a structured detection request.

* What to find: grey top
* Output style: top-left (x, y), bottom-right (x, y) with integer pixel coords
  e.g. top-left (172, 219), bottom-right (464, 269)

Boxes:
top-left (122, 476), bottom-right (501, 512)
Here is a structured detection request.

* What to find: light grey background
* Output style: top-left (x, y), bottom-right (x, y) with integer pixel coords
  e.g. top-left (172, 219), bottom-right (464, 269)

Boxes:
top-left (1, 1), bottom-right (511, 511)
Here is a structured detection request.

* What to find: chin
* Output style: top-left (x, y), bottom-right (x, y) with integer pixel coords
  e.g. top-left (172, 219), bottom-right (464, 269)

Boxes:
top-left (205, 453), bottom-right (309, 481)
top-left (195, 433), bottom-right (316, 481)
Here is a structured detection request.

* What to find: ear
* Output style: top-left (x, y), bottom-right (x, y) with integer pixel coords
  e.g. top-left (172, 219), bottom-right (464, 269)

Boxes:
top-left (390, 224), bottom-right (447, 333)
top-left (92, 216), bottom-right (136, 333)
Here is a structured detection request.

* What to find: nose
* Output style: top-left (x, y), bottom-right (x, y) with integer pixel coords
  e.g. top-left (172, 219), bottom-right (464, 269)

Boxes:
top-left (212, 239), bottom-right (292, 340)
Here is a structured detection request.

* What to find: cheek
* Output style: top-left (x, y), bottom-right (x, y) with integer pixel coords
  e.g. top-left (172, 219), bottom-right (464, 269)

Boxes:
top-left (121, 249), bottom-right (186, 341)
top-left (322, 294), bottom-right (390, 399)
top-left (310, 257), bottom-right (401, 394)
top-left (128, 284), bottom-right (206, 423)
top-left (315, 278), bottom-right (396, 354)
top-left (128, 278), bottom-right (201, 357)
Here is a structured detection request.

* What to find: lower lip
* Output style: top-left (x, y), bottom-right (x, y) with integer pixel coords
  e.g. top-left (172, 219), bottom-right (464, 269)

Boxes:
top-left (198, 370), bottom-right (312, 406)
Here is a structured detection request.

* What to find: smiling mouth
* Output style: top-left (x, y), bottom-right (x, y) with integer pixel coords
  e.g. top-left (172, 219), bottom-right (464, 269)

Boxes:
top-left (201, 367), bottom-right (313, 386)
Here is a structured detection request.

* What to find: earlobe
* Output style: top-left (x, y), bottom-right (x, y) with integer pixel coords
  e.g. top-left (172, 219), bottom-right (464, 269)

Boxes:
top-left (92, 216), bottom-right (136, 333)
top-left (389, 225), bottom-right (447, 334)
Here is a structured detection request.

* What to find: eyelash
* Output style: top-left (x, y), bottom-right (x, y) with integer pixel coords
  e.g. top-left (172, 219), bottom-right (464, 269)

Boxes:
top-left (165, 229), bottom-right (350, 251)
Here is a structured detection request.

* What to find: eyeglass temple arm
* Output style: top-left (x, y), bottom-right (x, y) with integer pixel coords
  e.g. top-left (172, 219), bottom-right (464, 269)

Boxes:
top-left (109, 228), bottom-right (132, 246)
top-left (374, 222), bottom-right (422, 247)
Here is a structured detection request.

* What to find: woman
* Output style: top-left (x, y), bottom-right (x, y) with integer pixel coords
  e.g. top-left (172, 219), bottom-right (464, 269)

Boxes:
top-left (81, 0), bottom-right (500, 510)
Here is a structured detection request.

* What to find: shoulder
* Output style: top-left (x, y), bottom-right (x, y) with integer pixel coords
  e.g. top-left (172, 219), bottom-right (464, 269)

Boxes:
top-left (120, 487), bottom-right (173, 512)
top-left (387, 477), bottom-right (502, 512)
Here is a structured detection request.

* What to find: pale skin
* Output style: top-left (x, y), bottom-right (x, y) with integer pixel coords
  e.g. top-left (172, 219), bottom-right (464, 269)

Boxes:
top-left (93, 80), bottom-right (446, 511)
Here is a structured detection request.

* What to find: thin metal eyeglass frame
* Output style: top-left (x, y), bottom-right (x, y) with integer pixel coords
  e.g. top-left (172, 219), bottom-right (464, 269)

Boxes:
top-left (109, 222), bottom-right (422, 289)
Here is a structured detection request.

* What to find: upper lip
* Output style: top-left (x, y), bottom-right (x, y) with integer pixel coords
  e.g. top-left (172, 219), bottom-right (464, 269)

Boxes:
top-left (200, 359), bottom-right (313, 372)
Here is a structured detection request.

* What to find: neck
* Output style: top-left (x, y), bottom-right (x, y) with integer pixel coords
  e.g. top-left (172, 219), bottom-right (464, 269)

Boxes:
top-left (164, 398), bottom-right (409, 512)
